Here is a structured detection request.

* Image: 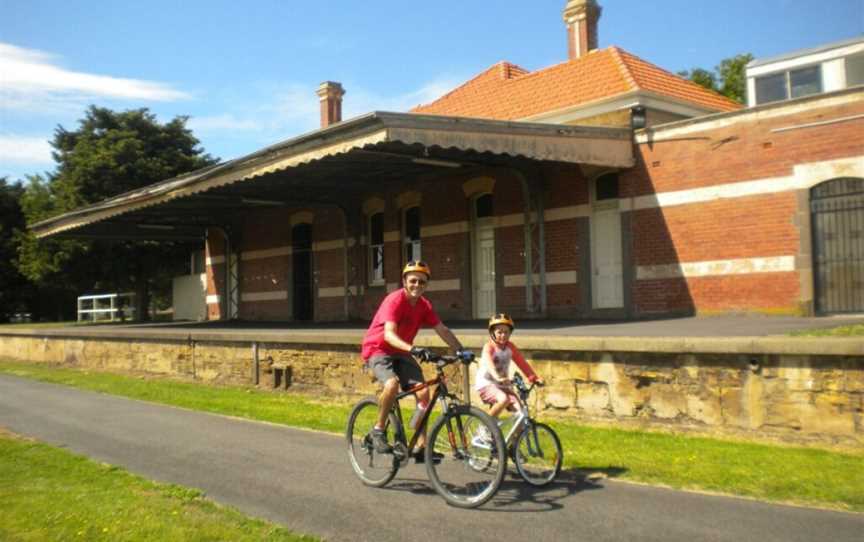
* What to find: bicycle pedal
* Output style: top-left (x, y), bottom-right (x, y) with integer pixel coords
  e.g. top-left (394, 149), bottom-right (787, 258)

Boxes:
top-left (392, 442), bottom-right (410, 464)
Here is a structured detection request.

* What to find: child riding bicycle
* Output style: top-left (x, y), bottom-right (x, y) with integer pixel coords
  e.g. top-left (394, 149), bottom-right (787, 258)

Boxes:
top-left (474, 314), bottom-right (544, 430)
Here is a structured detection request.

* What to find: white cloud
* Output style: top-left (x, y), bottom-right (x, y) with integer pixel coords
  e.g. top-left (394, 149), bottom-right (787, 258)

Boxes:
top-left (188, 84), bottom-right (319, 138)
top-left (0, 135), bottom-right (52, 166)
top-left (0, 42), bottom-right (190, 113)
top-left (343, 77), bottom-right (465, 117)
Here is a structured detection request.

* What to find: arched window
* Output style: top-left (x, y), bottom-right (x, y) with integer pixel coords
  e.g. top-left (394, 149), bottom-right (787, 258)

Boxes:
top-left (368, 212), bottom-right (385, 285)
top-left (475, 193), bottom-right (493, 218)
top-left (594, 172), bottom-right (619, 201)
top-left (403, 206), bottom-right (421, 262)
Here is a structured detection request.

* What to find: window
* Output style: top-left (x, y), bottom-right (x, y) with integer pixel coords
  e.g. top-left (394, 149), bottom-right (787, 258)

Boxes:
top-left (190, 250), bottom-right (205, 275)
top-left (595, 173), bottom-right (620, 200)
top-left (755, 72), bottom-right (787, 104)
top-left (846, 54), bottom-right (864, 87)
top-left (475, 194), bottom-right (493, 218)
top-left (789, 66), bottom-right (821, 98)
top-left (755, 65), bottom-right (823, 105)
top-left (403, 206), bottom-right (421, 262)
top-left (369, 212), bottom-right (384, 284)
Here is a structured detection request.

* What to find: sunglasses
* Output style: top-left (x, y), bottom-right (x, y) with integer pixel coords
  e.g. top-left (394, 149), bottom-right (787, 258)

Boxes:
top-left (406, 260), bottom-right (428, 267)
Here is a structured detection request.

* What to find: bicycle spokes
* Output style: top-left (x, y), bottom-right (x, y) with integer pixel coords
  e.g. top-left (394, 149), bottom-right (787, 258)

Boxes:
top-left (513, 422), bottom-right (562, 487)
top-left (426, 407), bottom-right (505, 508)
top-left (346, 398), bottom-right (399, 487)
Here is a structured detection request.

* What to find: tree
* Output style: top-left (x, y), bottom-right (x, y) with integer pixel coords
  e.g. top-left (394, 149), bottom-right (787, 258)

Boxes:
top-left (677, 68), bottom-right (717, 93)
top-left (678, 53), bottom-right (754, 104)
top-left (0, 178), bottom-right (31, 322)
top-left (19, 106), bottom-right (218, 321)
top-left (717, 54), bottom-right (753, 104)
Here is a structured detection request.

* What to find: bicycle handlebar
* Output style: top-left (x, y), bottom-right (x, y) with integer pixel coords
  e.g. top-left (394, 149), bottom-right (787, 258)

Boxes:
top-left (512, 372), bottom-right (543, 395)
top-left (414, 350), bottom-right (475, 365)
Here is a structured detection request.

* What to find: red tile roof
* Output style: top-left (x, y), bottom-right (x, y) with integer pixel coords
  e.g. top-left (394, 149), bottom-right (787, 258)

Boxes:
top-left (411, 47), bottom-right (742, 119)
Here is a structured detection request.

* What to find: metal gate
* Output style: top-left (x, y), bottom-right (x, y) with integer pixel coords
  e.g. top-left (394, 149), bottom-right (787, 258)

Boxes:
top-left (811, 177), bottom-right (864, 314)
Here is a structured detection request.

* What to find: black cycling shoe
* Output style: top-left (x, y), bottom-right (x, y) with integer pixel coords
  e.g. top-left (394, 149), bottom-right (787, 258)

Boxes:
top-left (370, 429), bottom-right (393, 454)
top-left (413, 448), bottom-right (444, 464)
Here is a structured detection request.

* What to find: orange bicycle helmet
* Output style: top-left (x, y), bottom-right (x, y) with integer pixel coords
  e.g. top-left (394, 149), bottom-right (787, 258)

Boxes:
top-left (488, 313), bottom-right (515, 333)
top-left (402, 260), bottom-right (431, 279)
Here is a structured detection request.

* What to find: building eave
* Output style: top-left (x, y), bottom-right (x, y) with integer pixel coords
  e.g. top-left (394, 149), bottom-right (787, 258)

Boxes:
top-left (31, 111), bottom-right (634, 239)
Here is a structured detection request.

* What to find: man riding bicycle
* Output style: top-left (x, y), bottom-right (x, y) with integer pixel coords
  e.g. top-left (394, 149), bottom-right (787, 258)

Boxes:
top-left (360, 260), bottom-right (464, 463)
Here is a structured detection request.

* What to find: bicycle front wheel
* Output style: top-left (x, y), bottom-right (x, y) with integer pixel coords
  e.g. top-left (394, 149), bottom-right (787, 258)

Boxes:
top-left (426, 406), bottom-right (506, 508)
top-left (346, 398), bottom-right (399, 487)
top-left (514, 422), bottom-right (562, 486)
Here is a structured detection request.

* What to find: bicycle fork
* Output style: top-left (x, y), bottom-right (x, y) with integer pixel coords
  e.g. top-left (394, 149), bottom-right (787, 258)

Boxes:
top-left (524, 422), bottom-right (544, 458)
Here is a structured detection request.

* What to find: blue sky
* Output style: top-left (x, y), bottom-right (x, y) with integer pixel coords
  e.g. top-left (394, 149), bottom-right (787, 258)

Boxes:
top-left (1, 0), bottom-right (862, 181)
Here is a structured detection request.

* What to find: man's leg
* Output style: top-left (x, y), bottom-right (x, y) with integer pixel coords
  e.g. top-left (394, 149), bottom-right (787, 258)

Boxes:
top-left (376, 376), bottom-right (400, 429)
top-left (368, 356), bottom-right (401, 453)
top-left (414, 388), bottom-right (431, 449)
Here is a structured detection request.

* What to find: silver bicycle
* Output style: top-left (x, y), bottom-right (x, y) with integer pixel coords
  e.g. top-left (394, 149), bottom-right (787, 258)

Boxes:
top-left (474, 373), bottom-right (562, 486)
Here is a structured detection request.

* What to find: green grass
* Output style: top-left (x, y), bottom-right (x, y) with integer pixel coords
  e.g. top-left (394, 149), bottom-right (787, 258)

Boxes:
top-left (1, 360), bottom-right (862, 513)
top-left (790, 324), bottom-right (864, 337)
top-left (0, 431), bottom-right (317, 541)
top-left (555, 424), bottom-right (863, 510)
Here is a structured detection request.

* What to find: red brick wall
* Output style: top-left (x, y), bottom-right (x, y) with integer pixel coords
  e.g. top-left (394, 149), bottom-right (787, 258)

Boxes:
top-left (628, 96), bottom-right (864, 315)
top-left (205, 227), bottom-right (225, 320)
top-left (212, 95), bottom-right (862, 322)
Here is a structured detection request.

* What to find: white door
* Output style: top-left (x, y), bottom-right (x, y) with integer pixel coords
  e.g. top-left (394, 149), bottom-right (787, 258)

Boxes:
top-left (473, 220), bottom-right (496, 318)
top-left (591, 208), bottom-right (623, 308)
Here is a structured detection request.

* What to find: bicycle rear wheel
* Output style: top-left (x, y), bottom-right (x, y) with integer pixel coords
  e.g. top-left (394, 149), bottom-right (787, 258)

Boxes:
top-left (426, 406), bottom-right (506, 508)
top-left (346, 398), bottom-right (399, 487)
top-left (514, 422), bottom-right (562, 486)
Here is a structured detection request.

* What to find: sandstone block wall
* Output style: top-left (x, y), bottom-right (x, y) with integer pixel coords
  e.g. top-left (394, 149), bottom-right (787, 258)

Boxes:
top-left (1, 333), bottom-right (860, 446)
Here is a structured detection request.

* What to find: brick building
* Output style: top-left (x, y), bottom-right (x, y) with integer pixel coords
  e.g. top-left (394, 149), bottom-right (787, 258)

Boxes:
top-left (33, 0), bottom-right (864, 321)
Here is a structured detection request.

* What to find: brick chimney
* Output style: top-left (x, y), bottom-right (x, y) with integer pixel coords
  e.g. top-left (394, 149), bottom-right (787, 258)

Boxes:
top-left (563, 0), bottom-right (602, 60)
top-left (316, 81), bottom-right (345, 128)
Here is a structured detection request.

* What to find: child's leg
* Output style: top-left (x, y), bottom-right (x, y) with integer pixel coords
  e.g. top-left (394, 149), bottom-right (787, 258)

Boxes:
top-left (488, 399), bottom-right (509, 418)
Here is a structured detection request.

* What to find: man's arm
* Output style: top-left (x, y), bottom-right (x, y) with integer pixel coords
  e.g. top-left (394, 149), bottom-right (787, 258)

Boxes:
top-left (433, 322), bottom-right (463, 353)
top-left (383, 321), bottom-right (413, 352)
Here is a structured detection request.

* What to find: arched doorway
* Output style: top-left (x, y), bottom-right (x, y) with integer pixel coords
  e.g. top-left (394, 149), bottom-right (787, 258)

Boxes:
top-left (472, 193), bottom-right (496, 319)
top-left (292, 223), bottom-right (314, 321)
top-left (590, 172), bottom-right (623, 309)
top-left (811, 177), bottom-right (864, 314)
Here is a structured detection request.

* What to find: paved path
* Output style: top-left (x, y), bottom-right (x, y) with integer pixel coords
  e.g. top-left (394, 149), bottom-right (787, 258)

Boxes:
top-left (1, 375), bottom-right (861, 542)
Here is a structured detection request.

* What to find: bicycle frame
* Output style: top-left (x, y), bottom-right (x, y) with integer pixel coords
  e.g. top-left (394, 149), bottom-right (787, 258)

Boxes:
top-left (387, 359), bottom-right (463, 459)
top-left (499, 375), bottom-right (543, 454)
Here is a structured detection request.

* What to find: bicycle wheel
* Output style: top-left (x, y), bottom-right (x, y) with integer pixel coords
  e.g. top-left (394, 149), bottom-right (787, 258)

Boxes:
top-left (346, 398), bottom-right (399, 487)
top-left (426, 405), bottom-right (506, 508)
top-left (514, 422), bottom-right (562, 486)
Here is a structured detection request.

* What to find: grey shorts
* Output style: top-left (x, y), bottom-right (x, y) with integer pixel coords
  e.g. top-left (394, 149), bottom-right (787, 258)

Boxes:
top-left (368, 354), bottom-right (424, 391)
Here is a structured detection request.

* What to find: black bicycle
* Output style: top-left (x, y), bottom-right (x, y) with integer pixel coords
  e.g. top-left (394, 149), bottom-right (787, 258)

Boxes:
top-left (346, 350), bottom-right (507, 508)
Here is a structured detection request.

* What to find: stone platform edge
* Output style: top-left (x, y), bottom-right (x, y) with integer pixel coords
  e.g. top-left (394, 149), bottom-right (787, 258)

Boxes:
top-left (1, 328), bottom-right (861, 356)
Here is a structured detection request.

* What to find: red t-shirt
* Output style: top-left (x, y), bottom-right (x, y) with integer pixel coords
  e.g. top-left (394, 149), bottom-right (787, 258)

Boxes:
top-left (361, 289), bottom-right (441, 361)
